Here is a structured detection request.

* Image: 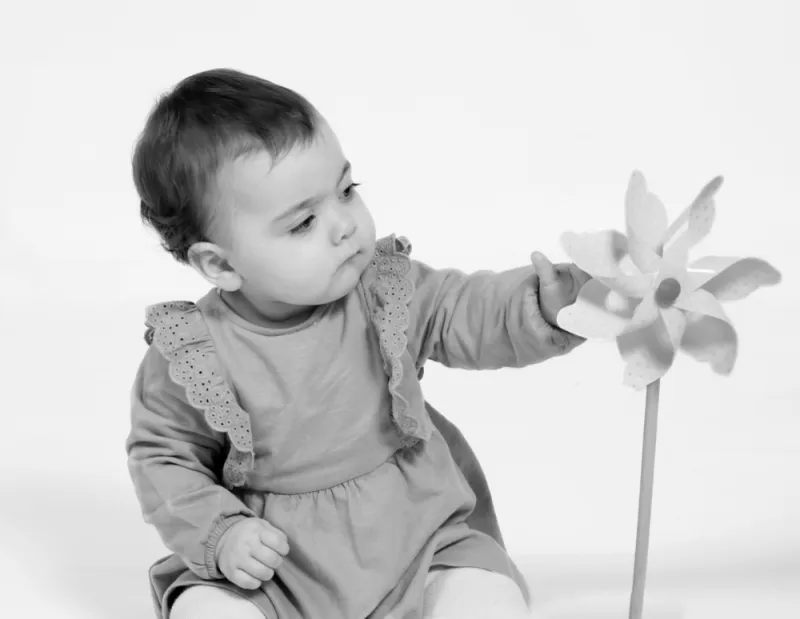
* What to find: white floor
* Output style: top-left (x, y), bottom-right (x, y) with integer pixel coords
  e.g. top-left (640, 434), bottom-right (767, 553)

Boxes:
top-left (525, 553), bottom-right (800, 618)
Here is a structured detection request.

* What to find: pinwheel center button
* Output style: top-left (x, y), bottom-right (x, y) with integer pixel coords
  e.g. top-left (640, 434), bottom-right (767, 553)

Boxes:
top-left (654, 277), bottom-right (681, 308)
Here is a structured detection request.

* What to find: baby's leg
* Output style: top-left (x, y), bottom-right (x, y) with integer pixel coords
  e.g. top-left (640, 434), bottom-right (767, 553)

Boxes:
top-left (423, 567), bottom-right (530, 619)
top-left (170, 584), bottom-right (265, 619)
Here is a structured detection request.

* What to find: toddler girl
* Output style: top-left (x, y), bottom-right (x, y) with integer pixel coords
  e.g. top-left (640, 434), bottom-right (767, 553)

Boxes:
top-left (126, 68), bottom-right (588, 619)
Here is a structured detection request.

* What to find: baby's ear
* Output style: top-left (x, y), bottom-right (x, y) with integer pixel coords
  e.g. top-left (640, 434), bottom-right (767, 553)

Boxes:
top-left (187, 242), bottom-right (242, 291)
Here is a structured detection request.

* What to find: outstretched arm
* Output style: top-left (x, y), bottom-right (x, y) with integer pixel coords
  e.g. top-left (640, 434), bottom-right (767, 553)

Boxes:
top-left (408, 258), bottom-right (585, 370)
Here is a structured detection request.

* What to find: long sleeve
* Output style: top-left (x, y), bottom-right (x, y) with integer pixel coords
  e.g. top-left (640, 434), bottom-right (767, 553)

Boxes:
top-left (126, 345), bottom-right (255, 580)
top-left (407, 259), bottom-right (584, 370)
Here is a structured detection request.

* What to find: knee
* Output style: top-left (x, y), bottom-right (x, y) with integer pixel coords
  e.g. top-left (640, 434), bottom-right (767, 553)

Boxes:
top-left (424, 568), bottom-right (530, 619)
top-left (170, 585), bottom-right (264, 619)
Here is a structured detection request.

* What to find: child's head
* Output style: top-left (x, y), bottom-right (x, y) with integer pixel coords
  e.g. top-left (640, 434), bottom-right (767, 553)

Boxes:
top-left (133, 68), bottom-right (376, 324)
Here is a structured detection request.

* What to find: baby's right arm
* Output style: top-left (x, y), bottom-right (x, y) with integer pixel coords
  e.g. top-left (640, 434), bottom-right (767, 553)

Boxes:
top-left (126, 346), bottom-right (256, 580)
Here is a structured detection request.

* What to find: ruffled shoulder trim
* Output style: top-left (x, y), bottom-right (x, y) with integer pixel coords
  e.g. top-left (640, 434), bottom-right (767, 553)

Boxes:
top-left (370, 234), bottom-right (414, 367)
top-left (363, 235), bottom-right (433, 445)
top-left (145, 301), bottom-right (254, 487)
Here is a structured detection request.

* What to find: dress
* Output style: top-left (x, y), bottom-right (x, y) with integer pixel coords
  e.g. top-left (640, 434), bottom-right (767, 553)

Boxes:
top-left (126, 235), bottom-right (582, 618)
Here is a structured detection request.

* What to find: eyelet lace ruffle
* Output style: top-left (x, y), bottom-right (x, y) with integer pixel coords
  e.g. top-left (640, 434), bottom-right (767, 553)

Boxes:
top-left (145, 301), bottom-right (254, 488)
top-left (368, 235), bottom-right (433, 446)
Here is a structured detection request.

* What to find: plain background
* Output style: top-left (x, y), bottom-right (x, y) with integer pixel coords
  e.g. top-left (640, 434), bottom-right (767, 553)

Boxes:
top-left (1, 1), bottom-right (798, 617)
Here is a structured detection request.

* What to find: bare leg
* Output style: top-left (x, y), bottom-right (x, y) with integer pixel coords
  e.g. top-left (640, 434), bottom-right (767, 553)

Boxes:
top-left (170, 585), bottom-right (265, 619)
top-left (423, 567), bottom-right (530, 619)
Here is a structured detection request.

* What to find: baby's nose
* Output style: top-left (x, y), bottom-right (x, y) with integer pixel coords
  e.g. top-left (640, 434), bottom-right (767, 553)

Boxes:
top-left (333, 211), bottom-right (357, 243)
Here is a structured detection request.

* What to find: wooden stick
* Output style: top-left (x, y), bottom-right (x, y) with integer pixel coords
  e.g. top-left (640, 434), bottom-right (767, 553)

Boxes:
top-left (629, 378), bottom-right (661, 619)
top-left (626, 178), bottom-right (720, 616)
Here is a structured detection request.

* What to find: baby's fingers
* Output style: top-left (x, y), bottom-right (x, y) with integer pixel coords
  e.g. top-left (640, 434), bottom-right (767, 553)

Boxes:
top-left (566, 263), bottom-right (591, 289)
top-left (228, 568), bottom-right (263, 590)
top-left (530, 252), bottom-right (557, 288)
top-left (251, 544), bottom-right (285, 571)
top-left (243, 556), bottom-right (277, 582)
top-left (257, 523), bottom-right (290, 556)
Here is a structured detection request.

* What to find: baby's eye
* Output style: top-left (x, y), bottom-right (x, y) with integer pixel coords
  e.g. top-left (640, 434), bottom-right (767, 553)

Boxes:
top-left (342, 182), bottom-right (361, 200)
top-left (290, 214), bottom-right (316, 235)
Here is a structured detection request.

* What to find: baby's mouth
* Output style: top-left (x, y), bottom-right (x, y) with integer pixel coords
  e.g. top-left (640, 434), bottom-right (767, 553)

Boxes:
top-left (339, 250), bottom-right (361, 268)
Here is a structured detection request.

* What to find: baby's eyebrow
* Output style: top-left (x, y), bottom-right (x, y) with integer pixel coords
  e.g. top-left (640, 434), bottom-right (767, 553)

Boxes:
top-left (274, 161), bottom-right (352, 223)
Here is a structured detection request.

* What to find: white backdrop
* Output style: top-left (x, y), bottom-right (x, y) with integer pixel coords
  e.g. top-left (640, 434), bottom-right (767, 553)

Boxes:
top-left (2, 1), bottom-right (798, 617)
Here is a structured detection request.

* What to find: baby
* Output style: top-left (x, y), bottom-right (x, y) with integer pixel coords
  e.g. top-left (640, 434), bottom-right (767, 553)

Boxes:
top-left (126, 68), bottom-right (589, 619)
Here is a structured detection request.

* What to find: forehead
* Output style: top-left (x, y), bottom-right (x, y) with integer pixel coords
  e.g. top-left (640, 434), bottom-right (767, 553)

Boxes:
top-left (214, 122), bottom-right (346, 216)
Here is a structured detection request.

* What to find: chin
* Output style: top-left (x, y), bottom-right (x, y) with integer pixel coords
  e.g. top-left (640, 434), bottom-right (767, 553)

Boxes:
top-left (328, 279), bottom-right (362, 304)
top-left (328, 265), bottom-right (368, 303)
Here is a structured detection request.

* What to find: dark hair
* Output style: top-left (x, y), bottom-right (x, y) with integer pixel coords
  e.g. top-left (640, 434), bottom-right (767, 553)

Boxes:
top-left (132, 68), bottom-right (320, 263)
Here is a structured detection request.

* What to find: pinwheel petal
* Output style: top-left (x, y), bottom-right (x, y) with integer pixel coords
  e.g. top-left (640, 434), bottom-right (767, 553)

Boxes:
top-left (661, 176), bottom-right (722, 268)
top-left (597, 273), bottom-right (655, 299)
top-left (683, 176), bottom-right (722, 245)
top-left (674, 288), bottom-right (730, 321)
top-left (672, 287), bottom-right (738, 373)
top-left (561, 229), bottom-right (628, 278)
top-left (685, 256), bottom-right (740, 289)
top-left (689, 255), bottom-right (740, 271)
top-left (625, 294), bottom-right (660, 331)
top-left (680, 313), bottom-right (738, 375)
top-left (617, 310), bottom-right (677, 390)
top-left (625, 171), bottom-right (669, 274)
top-left (693, 257), bottom-right (781, 302)
top-left (660, 307), bottom-right (687, 349)
top-left (557, 279), bottom-right (637, 339)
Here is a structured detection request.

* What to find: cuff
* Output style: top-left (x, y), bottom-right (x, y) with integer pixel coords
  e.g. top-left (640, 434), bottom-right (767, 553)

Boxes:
top-left (522, 280), bottom-right (585, 356)
top-left (204, 514), bottom-right (252, 579)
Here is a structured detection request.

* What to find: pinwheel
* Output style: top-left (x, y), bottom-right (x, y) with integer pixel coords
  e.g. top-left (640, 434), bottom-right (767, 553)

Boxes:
top-left (556, 172), bottom-right (781, 619)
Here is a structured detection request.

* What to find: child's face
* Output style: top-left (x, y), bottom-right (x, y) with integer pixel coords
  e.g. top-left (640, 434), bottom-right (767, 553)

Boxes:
top-left (199, 120), bottom-right (377, 322)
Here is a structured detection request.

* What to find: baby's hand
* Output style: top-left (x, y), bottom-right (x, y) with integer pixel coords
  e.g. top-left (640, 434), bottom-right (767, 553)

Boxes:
top-left (215, 518), bottom-right (290, 590)
top-left (530, 252), bottom-right (591, 328)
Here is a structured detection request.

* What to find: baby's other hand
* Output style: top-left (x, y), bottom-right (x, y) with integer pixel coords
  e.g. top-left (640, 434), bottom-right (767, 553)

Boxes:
top-left (530, 251), bottom-right (591, 328)
top-left (215, 518), bottom-right (290, 590)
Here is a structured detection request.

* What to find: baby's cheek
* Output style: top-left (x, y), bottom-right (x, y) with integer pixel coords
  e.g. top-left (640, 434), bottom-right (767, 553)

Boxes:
top-left (275, 260), bottom-right (333, 302)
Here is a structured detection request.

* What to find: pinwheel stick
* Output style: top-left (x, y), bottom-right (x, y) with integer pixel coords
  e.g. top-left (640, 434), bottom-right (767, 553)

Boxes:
top-left (558, 172), bottom-right (780, 618)
top-left (628, 194), bottom-right (700, 619)
top-left (629, 378), bottom-right (660, 619)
